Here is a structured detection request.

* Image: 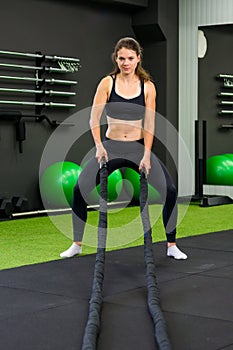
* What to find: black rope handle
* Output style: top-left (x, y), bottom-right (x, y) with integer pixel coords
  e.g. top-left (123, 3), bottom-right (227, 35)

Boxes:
top-left (82, 157), bottom-right (108, 350)
top-left (140, 167), bottom-right (172, 350)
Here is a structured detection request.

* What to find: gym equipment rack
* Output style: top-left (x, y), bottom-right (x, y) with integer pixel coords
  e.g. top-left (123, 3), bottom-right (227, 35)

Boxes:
top-left (0, 48), bottom-right (80, 152)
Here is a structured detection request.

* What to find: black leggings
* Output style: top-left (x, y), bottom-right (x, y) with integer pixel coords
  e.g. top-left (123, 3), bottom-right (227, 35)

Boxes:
top-left (72, 139), bottom-right (177, 243)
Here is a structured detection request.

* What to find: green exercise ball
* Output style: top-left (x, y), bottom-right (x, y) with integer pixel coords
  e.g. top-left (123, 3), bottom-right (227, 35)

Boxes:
top-left (224, 153), bottom-right (233, 161)
top-left (206, 154), bottom-right (233, 186)
top-left (123, 168), bottom-right (160, 202)
top-left (87, 169), bottom-right (123, 204)
top-left (40, 161), bottom-right (82, 207)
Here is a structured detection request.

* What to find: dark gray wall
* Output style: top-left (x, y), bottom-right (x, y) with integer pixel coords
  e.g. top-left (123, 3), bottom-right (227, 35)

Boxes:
top-left (0, 0), bottom-right (179, 210)
top-left (198, 24), bottom-right (233, 158)
top-left (132, 0), bottom-right (179, 181)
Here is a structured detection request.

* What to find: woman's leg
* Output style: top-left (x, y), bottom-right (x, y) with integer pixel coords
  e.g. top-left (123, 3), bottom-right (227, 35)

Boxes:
top-left (148, 155), bottom-right (187, 259)
top-left (72, 156), bottom-right (125, 242)
top-left (60, 156), bottom-right (100, 258)
top-left (60, 139), bottom-right (187, 259)
top-left (60, 153), bottom-right (126, 258)
top-left (149, 157), bottom-right (177, 243)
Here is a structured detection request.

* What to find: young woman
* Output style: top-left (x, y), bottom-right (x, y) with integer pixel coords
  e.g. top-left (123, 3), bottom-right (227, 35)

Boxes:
top-left (60, 37), bottom-right (187, 260)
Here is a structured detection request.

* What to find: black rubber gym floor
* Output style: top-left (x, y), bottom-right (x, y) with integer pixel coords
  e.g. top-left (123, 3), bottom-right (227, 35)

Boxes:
top-left (0, 229), bottom-right (233, 350)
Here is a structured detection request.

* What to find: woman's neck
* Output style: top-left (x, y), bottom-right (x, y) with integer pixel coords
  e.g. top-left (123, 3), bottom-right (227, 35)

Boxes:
top-left (117, 72), bottom-right (139, 84)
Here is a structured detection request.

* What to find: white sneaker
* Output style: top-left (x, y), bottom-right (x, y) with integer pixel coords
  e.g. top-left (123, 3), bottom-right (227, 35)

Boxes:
top-left (60, 243), bottom-right (82, 258)
top-left (167, 245), bottom-right (188, 260)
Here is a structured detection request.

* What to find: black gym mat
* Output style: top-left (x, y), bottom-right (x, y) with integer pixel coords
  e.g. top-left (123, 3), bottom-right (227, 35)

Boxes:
top-left (0, 229), bottom-right (233, 350)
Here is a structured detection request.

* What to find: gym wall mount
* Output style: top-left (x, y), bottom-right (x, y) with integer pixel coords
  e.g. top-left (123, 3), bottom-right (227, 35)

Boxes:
top-left (217, 74), bottom-right (233, 129)
top-left (0, 110), bottom-right (74, 153)
top-left (0, 49), bottom-right (80, 152)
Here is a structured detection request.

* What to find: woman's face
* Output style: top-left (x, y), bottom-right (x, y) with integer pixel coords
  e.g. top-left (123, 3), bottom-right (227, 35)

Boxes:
top-left (115, 47), bottom-right (140, 75)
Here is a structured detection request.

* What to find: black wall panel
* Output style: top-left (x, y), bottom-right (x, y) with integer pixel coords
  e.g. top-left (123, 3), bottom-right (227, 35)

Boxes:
top-left (0, 0), bottom-right (179, 210)
top-left (0, 0), bottom-right (134, 209)
top-left (133, 0), bottom-right (179, 180)
top-left (198, 24), bottom-right (233, 158)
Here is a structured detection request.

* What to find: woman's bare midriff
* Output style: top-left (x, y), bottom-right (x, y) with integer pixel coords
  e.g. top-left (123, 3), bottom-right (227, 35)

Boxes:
top-left (105, 116), bottom-right (143, 141)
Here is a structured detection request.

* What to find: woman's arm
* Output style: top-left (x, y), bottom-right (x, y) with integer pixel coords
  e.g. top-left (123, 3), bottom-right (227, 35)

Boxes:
top-left (139, 80), bottom-right (156, 173)
top-left (89, 76), bottom-right (111, 162)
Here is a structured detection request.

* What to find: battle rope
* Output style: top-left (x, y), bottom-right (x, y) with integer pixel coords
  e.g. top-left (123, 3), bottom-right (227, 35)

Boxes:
top-left (82, 164), bottom-right (171, 349)
top-left (140, 167), bottom-right (172, 350)
top-left (82, 157), bottom-right (108, 350)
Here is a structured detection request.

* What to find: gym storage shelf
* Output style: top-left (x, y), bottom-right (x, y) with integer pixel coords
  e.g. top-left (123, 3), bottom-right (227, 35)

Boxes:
top-left (217, 74), bottom-right (233, 118)
top-left (0, 48), bottom-right (80, 152)
top-left (0, 48), bottom-right (80, 112)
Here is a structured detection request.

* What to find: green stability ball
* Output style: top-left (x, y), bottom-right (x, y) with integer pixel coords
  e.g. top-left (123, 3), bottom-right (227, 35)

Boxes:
top-left (40, 161), bottom-right (82, 207)
top-left (88, 169), bottom-right (123, 204)
top-left (206, 154), bottom-right (233, 186)
top-left (123, 168), bottom-right (160, 203)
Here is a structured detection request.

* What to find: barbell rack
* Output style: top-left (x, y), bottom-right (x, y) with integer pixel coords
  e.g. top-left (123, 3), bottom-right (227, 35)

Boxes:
top-left (0, 62), bottom-right (78, 73)
top-left (0, 49), bottom-right (80, 63)
top-left (0, 47), bottom-right (80, 152)
top-left (0, 87), bottom-right (76, 97)
top-left (0, 74), bottom-right (77, 85)
top-left (0, 100), bottom-right (76, 108)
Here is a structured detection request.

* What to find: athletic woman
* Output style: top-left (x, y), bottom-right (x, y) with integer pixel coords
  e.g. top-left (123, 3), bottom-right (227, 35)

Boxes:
top-left (60, 37), bottom-right (187, 260)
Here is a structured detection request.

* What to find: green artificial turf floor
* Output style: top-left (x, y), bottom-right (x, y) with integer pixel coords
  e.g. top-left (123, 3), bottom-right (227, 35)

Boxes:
top-left (0, 202), bottom-right (232, 270)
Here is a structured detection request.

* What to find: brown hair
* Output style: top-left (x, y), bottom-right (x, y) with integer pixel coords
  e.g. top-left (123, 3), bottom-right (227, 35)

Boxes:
top-left (109, 37), bottom-right (151, 82)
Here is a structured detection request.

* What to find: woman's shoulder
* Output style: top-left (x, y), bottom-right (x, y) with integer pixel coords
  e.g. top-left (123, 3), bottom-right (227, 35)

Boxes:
top-left (144, 80), bottom-right (156, 96)
top-left (144, 79), bottom-right (155, 87)
top-left (98, 75), bottom-right (113, 87)
top-left (96, 75), bottom-right (113, 97)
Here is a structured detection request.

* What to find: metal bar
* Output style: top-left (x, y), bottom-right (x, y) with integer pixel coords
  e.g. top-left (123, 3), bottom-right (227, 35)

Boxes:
top-left (0, 62), bottom-right (77, 73)
top-left (45, 78), bottom-right (77, 85)
top-left (11, 200), bottom-right (128, 219)
top-left (45, 90), bottom-right (76, 96)
top-left (219, 110), bottom-right (233, 114)
top-left (0, 75), bottom-right (39, 82)
top-left (0, 49), bottom-right (41, 59)
top-left (0, 75), bottom-right (77, 85)
top-left (12, 208), bottom-right (72, 218)
top-left (0, 62), bottom-right (43, 70)
top-left (42, 102), bottom-right (76, 108)
top-left (0, 49), bottom-right (80, 63)
top-left (219, 101), bottom-right (233, 105)
top-left (0, 87), bottom-right (76, 96)
top-left (219, 124), bottom-right (233, 128)
top-left (0, 100), bottom-right (76, 108)
top-left (202, 120), bottom-right (207, 186)
top-left (218, 92), bottom-right (233, 97)
top-left (46, 55), bottom-right (80, 63)
top-left (194, 120), bottom-right (200, 197)
top-left (0, 87), bottom-right (44, 94)
top-left (217, 74), bottom-right (233, 79)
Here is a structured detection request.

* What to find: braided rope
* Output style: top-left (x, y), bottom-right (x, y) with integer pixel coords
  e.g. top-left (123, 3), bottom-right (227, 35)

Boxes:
top-left (82, 158), bottom-right (108, 350)
top-left (140, 168), bottom-right (171, 350)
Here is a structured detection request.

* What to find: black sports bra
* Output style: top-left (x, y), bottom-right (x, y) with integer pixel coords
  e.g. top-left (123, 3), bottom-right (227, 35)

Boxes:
top-left (105, 75), bottom-right (145, 121)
